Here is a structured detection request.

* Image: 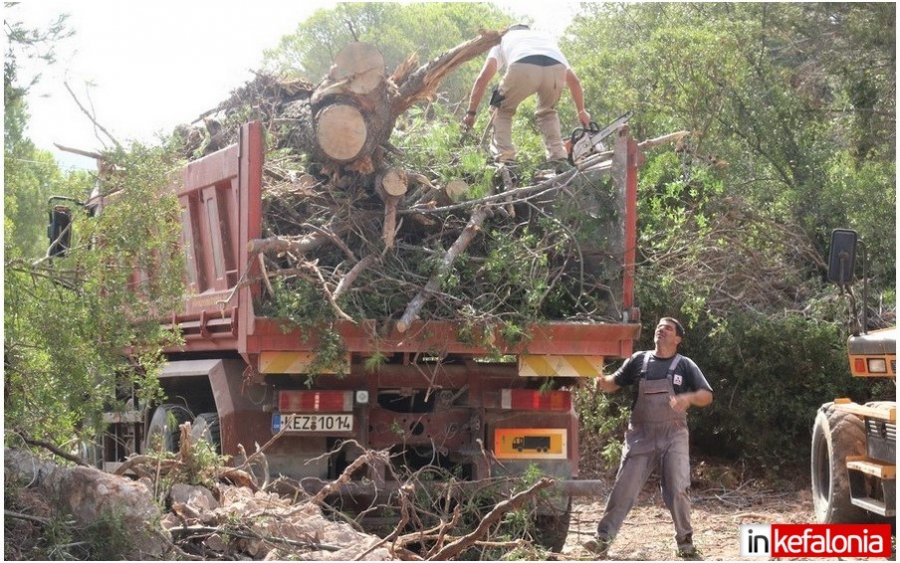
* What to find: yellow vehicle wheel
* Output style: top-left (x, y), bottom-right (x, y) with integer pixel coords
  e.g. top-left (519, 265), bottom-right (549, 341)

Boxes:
top-left (810, 403), bottom-right (868, 523)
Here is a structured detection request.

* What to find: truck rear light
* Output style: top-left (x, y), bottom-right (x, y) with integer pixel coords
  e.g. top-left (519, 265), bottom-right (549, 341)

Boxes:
top-left (500, 389), bottom-right (571, 411)
top-left (867, 358), bottom-right (888, 374)
top-left (854, 358), bottom-right (867, 373)
top-left (279, 390), bottom-right (353, 412)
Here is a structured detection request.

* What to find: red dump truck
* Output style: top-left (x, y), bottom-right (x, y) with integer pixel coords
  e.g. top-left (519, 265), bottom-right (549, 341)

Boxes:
top-left (90, 121), bottom-right (642, 548)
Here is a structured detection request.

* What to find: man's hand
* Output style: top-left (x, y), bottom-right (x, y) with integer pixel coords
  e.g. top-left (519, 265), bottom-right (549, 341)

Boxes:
top-left (670, 394), bottom-right (691, 413)
top-left (578, 109), bottom-right (591, 127)
top-left (670, 389), bottom-right (713, 412)
top-left (595, 374), bottom-right (620, 394)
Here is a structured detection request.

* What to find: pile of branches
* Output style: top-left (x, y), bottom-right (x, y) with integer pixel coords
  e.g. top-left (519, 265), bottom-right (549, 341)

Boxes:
top-left (252, 162), bottom-right (624, 333)
top-left (6, 426), bottom-right (564, 561)
top-left (171, 31), bottom-right (628, 334)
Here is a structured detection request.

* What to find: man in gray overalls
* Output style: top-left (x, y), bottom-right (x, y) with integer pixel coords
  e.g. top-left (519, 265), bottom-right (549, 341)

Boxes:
top-left (585, 317), bottom-right (713, 559)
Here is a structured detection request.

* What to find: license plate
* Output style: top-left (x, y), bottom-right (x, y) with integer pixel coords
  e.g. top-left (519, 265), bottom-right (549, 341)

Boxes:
top-left (272, 413), bottom-right (354, 433)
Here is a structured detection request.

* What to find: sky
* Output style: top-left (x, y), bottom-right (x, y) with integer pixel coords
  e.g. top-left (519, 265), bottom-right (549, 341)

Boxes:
top-left (11, 1), bottom-right (578, 171)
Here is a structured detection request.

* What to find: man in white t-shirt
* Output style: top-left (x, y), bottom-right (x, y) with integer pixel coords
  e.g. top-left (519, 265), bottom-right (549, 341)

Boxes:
top-left (463, 24), bottom-right (591, 166)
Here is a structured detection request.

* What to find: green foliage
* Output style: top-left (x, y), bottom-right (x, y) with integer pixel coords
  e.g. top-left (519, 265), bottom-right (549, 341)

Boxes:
top-left (567, 3), bottom-right (894, 272)
top-left (5, 141), bottom-right (186, 445)
top-left (640, 304), bottom-right (880, 472)
top-left (575, 383), bottom-right (631, 472)
top-left (4, 4), bottom-right (186, 450)
top-left (822, 152), bottom-right (895, 287)
top-left (264, 276), bottom-right (335, 326)
top-left (395, 103), bottom-right (496, 197)
top-left (259, 277), bottom-right (349, 378)
top-left (562, 3), bottom-right (894, 471)
top-left (82, 508), bottom-right (134, 560)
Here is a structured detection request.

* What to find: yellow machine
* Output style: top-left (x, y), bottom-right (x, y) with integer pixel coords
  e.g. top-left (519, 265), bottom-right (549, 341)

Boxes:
top-left (811, 229), bottom-right (895, 522)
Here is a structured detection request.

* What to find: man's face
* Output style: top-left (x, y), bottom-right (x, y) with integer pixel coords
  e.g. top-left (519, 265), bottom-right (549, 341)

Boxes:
top-left (654, 320), bottom-right (682, 347)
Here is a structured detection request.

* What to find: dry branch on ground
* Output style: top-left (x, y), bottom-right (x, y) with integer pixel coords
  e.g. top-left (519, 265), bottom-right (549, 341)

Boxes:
top-left (6, 425), bottom-right (567, 561)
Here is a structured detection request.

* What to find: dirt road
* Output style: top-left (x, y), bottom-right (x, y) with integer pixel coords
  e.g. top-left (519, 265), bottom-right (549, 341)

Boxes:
top-left (560, 475), bottom-right (816, 561)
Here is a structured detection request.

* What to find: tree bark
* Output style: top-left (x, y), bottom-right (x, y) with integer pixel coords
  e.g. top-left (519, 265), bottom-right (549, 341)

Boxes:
top-left (5, 448), bottom-right (167, 558)
top-left (274, 32), bottom-right (501, 177)
top-left (383, 194), bottom-right (402, 249)
top-left (426, 477), bottom-right (554, 560)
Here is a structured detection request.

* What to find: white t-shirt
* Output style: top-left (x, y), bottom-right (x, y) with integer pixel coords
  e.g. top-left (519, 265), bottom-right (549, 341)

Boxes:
top-left (487, 29), bottom-right (570, 70)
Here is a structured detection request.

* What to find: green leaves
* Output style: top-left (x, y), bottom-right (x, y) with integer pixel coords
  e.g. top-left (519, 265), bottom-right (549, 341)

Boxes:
top-left (5, 140), bottom-right (186, 444)
top-left (562, 3), bottom-right (894, 473)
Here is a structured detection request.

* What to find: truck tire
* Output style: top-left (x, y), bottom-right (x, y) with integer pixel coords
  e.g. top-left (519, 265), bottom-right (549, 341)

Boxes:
top-left (145, 404), bottom-right (193, 453)
top-left (532, 496), bottom-right (572, 553)
top-left (191, 412), bottom-right (221, 454)
top-left (810, 402), bottom-right (868, 523)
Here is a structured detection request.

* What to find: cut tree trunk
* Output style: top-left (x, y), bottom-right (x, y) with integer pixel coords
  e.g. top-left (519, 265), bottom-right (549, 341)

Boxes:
top-left (277, 32), bottom-right (502, 177)
top-left (378, 167), bottom-right (409, 196)
top-left (5, 448), bottom-right (167, 558)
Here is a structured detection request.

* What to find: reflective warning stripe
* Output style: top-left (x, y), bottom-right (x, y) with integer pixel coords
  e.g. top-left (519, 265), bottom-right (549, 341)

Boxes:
top-left (518, 355), bottom-right (604, 377)
top-left (258, 351), bottom-right (348, 374)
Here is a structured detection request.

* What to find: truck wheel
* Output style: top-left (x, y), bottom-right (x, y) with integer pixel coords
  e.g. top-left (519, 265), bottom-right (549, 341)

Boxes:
top-left (532, 496), bottom-right (572, 553)
top-left (191, 412), bottom-right (221, 454)
top-left (145, 404), bottom-right (193, 453)
top-left (810, 403), bottom-right (868, 523)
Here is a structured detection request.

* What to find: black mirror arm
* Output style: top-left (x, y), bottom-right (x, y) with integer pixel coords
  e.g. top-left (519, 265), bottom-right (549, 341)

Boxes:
top-left (858, 239), bottom-right (868, 335)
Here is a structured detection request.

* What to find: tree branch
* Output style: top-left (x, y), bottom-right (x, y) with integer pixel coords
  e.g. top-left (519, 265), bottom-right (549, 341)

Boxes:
top-left (426, 477), bottom-right (555, 560)
top-left (63, 81), bottom-right (122, 151)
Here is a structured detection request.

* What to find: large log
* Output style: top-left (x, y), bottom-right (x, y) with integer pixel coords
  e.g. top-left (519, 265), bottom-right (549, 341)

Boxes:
top-left (392, 30), bottom-right (503, 114)
top-left (5, 448), bottom-right (168, 558)
top-left (328, 41), bottom-right (385, 95)
top-left (274, 33), bottom-right (501, 176)
top-left (315, 103), bottom-right (370, 161)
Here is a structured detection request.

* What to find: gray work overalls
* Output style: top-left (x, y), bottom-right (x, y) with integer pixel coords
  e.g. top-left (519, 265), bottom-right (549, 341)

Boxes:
top-left (596, 353), bottom-right (694, 549)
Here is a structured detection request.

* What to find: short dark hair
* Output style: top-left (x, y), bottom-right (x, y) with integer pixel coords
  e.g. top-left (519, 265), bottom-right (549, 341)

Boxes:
top-left (509, 23), bottom-right (530, 31)
top-left (660, 317), bottom-right (685, 338)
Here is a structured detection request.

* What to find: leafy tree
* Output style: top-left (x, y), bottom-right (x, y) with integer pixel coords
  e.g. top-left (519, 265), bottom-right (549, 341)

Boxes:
top-left (4, 9), bottom-right (76, 259)
top-left (564, 3), bottom-right (894, 469)
top-left (4, 7), bottom-right (185, 447)
top-left (566, 3), bottom-right (894, 275)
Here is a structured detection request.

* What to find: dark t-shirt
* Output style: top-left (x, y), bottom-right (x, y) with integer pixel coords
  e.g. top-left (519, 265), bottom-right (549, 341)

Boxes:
top-left (612, 351), bottom-right (713, 395)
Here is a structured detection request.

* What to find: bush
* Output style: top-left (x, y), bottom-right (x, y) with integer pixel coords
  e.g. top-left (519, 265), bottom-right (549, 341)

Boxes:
top-left (574, 383), bottom-right (631, 476)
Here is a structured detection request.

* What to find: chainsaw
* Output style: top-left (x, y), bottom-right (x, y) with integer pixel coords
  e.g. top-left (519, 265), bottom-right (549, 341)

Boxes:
top-left (567, 111), bottom-right (633, 165)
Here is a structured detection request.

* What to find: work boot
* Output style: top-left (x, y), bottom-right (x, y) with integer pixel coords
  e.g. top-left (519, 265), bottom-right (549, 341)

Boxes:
top-left (675, 545), bottom-right (703, 560)
top-left (583, 536), bottom-right (612, 557)
top-left (676, 534), bottom-right (703, 560)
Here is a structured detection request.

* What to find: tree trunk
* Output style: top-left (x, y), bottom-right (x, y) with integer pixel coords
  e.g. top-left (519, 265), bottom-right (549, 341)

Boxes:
top-left (5, 448), bottom-right (167, 558)
top-left (276, 32), bottom-right (501, 177)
